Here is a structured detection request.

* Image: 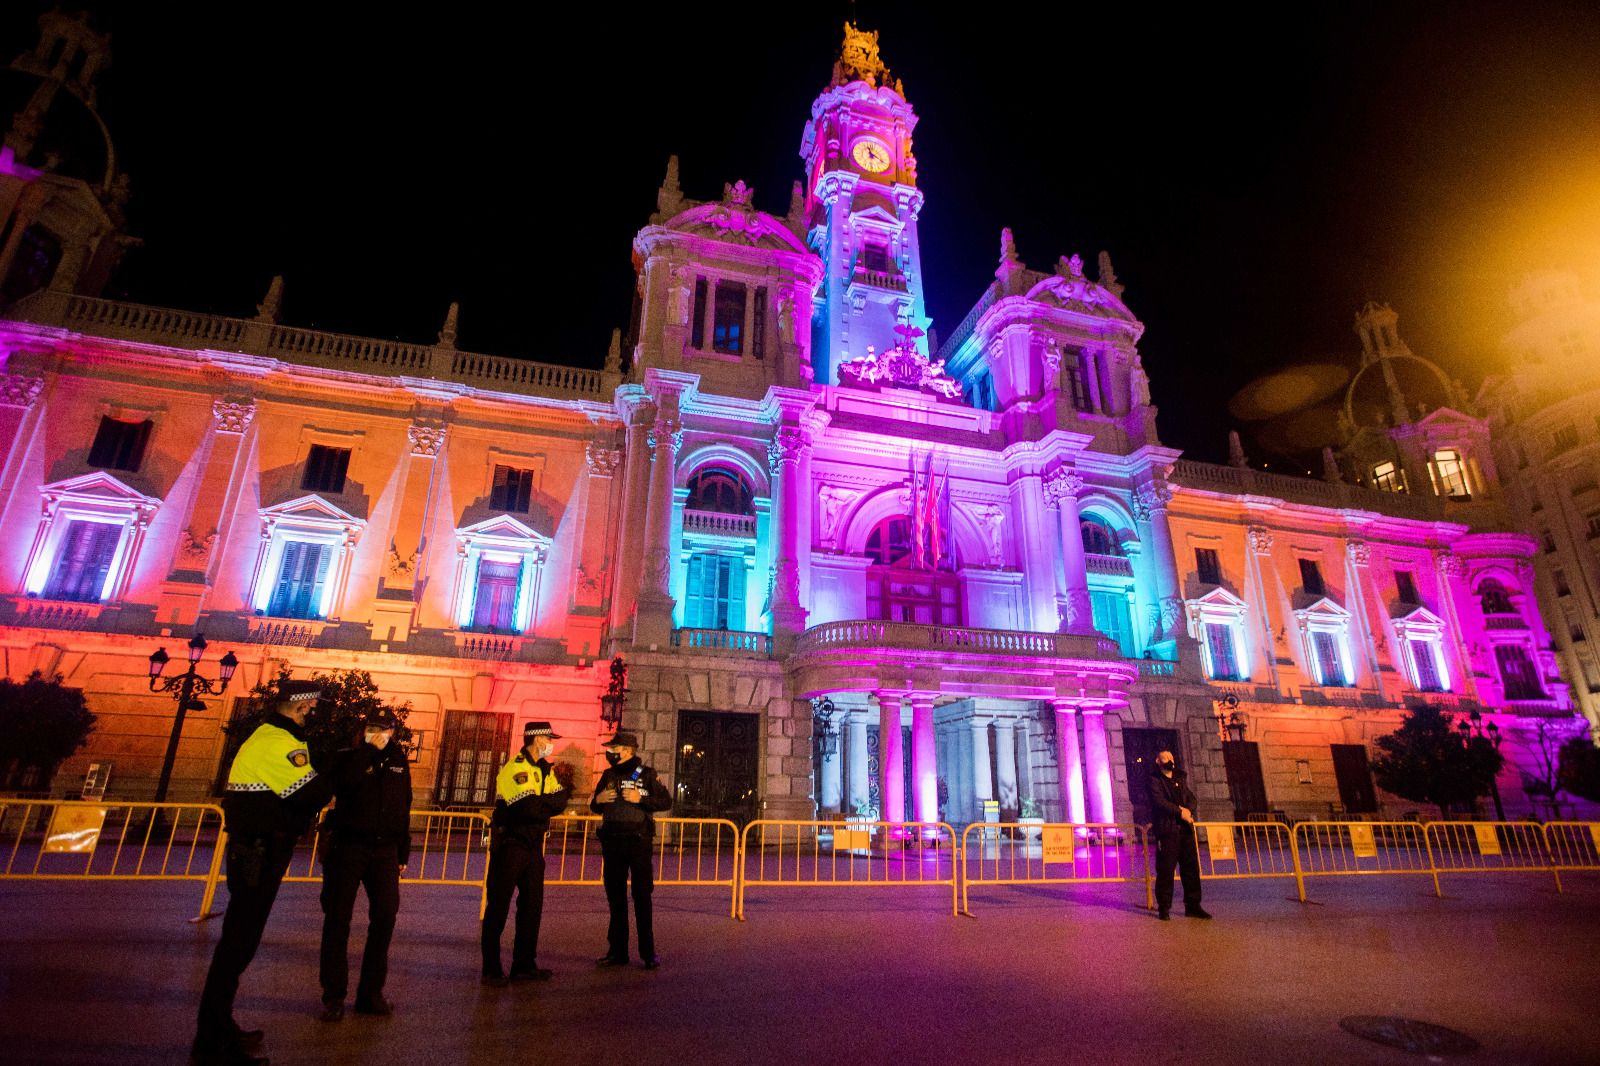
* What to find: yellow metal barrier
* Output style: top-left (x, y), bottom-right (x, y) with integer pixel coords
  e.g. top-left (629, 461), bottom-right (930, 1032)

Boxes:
top-left (1291, 820), bottom-right (1440, 901)
top-left (1191, 821), bottom-right (1300, 883)
top-left (959, 821), bottom-right (1145, 915)
top-left (737, 820), bottom-right (958, 920)
top-left (0, 799), bottom-right (227, 921)
top-left (1425, 821), bottom-right (1561, 893)
top-left (1542, 822), bottom-right (1600, 875)
top-left (545, 815), bottom-right (741, 918)
top-left (285, 810), bottom-right (494, 917)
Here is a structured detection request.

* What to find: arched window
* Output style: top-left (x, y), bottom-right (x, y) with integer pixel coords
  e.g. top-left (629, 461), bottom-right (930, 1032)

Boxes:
top-left (686, 467), bottom-right (753, 515)
top-left (865, 516), bottom-right (914, 566)
top-left (863, 515), bottom-right (958, 624)
top-left (1080, 515), bottom-right (1121, 556)
top-left (1478, 579), bottom-right (1514, 616)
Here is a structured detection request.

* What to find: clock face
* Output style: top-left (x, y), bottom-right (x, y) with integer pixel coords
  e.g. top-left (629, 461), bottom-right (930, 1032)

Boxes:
top-left (851, 139), bottom-right (892, 173)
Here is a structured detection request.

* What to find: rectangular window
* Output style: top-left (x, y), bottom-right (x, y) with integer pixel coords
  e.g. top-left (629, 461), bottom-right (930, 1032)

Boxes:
top-left (862, 243), bottom-right (890, 275)
top-left (691, 278), bottom-right (708, 349)
top-left (1311, 630), bottom-right (1347, 686)
top-left (1570, 625), bottom-right (1585, 643)
top-left (1371, 461), bottom-right (1406, 493)
top-left (87, 417), bottom-right (152, 472)
top-left (1586, 514), bottom-right (1600, 539)
top-left (1299, 558), bottom-right (1326, 596)
top-left (1204, 621), bottom-right (1240, 680)
top-left (1495, 644), bottom-right (1544, 700)
top-left (1394, 570), bottom-right (1419, 604)
top-left (1554, 568), bottom-right (1572, 597)
top-left (1195, 548), bottom-right (1222, 586)
top-left (1064, 366), bottom-right (1091, 412)
top-left (712, 281), bottom-right (746, 355)
top-left (301, 444), bottom-right (351, 494)
top-left (751, 287), bottom-right (767, 360)
top-left (1090, 590), bottom-right (1136, 657)
top-left (267, 540), bottom-right (332, 619)
top-left (1432, 449), bottom-right (1470, 499)
top-left (1542, 531), bottom-right (1558, 553)
top-left (685, 553), bottom-right (746, 631)
top-left (434, 710), bottom-right (513, 807)
top-left (1409, 638), bottom-right (1443, 692)
top-left (470, 557), bottom-right (522, 632)
top-left (43, 520), bottom-right (121, 602)
top-left (490, 465), bottom-right (535, 513)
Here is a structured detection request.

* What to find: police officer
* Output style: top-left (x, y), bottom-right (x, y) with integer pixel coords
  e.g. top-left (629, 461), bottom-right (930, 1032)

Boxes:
top-left (317, 707), bottom-right (411, 1021)
top-left (1149, 749), bottom-right (1213, 921)
top-left (481, 721), bottom-right (570, 985)
top-left (194, 679), bottom-right (335, 1066)
top-left (591, 731), bottom-right (671, 970)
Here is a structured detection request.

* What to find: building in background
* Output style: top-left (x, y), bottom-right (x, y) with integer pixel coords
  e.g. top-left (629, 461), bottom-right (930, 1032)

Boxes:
top-left (0, 17), bottom-right (1590, 824)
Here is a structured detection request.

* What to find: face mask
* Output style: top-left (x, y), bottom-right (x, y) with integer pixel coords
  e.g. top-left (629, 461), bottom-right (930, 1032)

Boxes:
top-left (1158, 761), bottom-right (1175, 772)
top-left (538, 742), bottom-right (554, 760)
top-left (605, 752), bottom-right (622, 766)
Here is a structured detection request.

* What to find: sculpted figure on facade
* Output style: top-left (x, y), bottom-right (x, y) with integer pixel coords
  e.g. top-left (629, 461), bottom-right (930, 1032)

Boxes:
top-left (1, 374), bottom-right (44, 408)
top-left (817, 485), bottom-right (865, 549)
top-left (408, 422), bottom-right (446, 457)
top-left (212, 399), bottom-right (255, 435)
top-left (1247, 526), bottom-right (1275, 554)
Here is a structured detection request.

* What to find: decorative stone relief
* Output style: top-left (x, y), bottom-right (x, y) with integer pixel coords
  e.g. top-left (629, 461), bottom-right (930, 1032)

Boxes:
top-left (1247, 526), bottom-right (1275, 554)
top-left (212, 399), bottom-right (255, 434)
top-left (1042, 468), bottom-right (1084, 509)
top-left (818, 485), bottom-right (866, 548)
top-left (408, 422), bottom-right (446, 457)
top-left (178, 528), bottom-right (216, 563)
top-left (586, 442), bottom-right (622, 477)
top-left (0, 374), bottom-right (44, 408)
top-left (972, 504), bottom-right (1006, 565)
top-left (386, 542), bottom-right (416, 578)
top-left (1347, 540), bottom-right (1371, 566)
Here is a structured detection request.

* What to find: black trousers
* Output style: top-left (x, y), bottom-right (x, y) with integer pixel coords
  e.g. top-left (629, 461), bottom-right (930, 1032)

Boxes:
top-left (194, 835), bottom-right (296, 1051)
top-left (480, 835), bottom-right (546, 975)
top-left (318, 839), bottom-right (401, 1004)
top-left (601, 829), bottom-right (655, 960)
top-left (1154, 828), bottom-right (1203, 913)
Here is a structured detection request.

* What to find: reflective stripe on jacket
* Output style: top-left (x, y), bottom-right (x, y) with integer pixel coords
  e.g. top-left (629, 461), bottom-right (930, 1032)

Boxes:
top-left (496, 755), bottom-right (563, 806)
top-left (227, 721), bottom-right (318, 798)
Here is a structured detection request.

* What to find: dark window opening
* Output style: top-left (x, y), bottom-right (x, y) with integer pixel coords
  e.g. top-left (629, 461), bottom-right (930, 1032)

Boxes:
top-left (1495, 644), bottom-right (1544, 700)
top-left (712, 281), bottom-right (746, 355)
top-left (751, 288), bottom-right (767, 360)
top-left (301, 445), bottom-right (351, 494)
top-left (490, 465), bottom-right (535, 513)
top-left (1478, 579), bottom-right (1514, 615)
top-left (691, 278), bottom-right (708, 349)
top-left (1394, 570), bottom-right (1419, 605)
top-left (1299, 558), bottom-right (1326, 596)
top-left (1195, 547), bottom-right (1221, 585)
top-left (1081, 516), bottom-right (1121, 557)
top-left (87, 417), bottom-right (153, 472)
top-left (1, 224), bottom-right (62, 302)
top-left (686, 467), bottom-right (753, 515)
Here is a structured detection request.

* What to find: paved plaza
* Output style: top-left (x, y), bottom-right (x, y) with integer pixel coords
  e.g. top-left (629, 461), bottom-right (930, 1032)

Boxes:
top-left (1, 873), bottom-right (1596, 1065)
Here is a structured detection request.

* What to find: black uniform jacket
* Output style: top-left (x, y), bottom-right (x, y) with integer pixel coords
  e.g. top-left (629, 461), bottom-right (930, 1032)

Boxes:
top-left (1148, 769), bottom-right (1198, 838)
top-left (222, 713), bottom-right (336, 841)
top-left (491, 756), bottom-right (571, 849)
top-left (589, 757), bottom-right (672, 837)
top-left (324, 741), bottom-right (414, 865)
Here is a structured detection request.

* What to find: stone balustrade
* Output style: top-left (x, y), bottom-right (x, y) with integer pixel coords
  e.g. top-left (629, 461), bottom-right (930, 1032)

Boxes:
top-left (1170, 459), bottom-right (1446, 521)
top-left (682, 509), bottom-right (758, 538)
top-left (796, 618), bottom-right (1122, 660)
top-left (671, 628), bottom-right (772, 654)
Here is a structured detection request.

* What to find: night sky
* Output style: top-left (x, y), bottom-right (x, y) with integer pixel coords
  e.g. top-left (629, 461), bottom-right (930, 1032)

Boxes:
top-left (7, 3), bottom-right (1600, 465)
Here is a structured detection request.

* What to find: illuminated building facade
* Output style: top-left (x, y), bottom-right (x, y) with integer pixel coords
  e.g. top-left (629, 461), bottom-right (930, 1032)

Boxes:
top-left (0, 19), bottom-right (1590, 822)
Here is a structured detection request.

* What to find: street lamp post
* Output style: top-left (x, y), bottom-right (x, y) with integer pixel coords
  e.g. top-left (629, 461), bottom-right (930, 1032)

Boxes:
top-left (598, 656), bottom-right (628, 732)
top-left (1457, 710), bottom-right (1504, 821)
top-left (148, 633), bottom-right (238, 804)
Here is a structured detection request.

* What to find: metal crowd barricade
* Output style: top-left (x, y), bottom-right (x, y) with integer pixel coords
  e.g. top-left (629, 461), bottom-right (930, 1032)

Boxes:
top-left (959, 821), bottom-right (1145, 915)
top-left (1290, 820), bottom-right (1440, 901)
top-left (0, 799), bottom-right (227, 921)
top-left (1541, 822), bottom-right (1600, 876)
top-left (284, 810), bottom-right (495, 916)
top-left (737, 820), bottom-right (958, 920)
top-left (544, 814), bottom-right (741, 917)
top-left (1190, 821), bottom-right (1300, 887)
top-left (1425, 821), bottom-right (1562, 893)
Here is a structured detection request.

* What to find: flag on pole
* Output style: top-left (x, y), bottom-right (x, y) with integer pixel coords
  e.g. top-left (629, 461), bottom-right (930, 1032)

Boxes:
top-left (910, 449), bottom-right (925, 570)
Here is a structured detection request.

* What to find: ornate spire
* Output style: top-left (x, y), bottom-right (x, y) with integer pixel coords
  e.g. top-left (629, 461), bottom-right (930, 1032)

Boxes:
top-left (655, 155), bottom-right (684, 221)
top-left (722, 179), bottom-right (754, 206)
top-left (254, 275), bottom-right (283, 324)
top-left (832, 21), bottom-right (891, 88)
top-left (437, 302), bottom-right (459, 349)
top-left (996, 228), bottom-right (1026, 293)
top-left (1228, 430), bottom-right (1249, 469)
top-left (605, 328), bottom-right (622, 374)
top-left (1097, 250), bottom-right (1124, 297)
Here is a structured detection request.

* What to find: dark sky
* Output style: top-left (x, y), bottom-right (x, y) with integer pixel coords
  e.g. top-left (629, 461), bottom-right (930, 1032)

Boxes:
top-left (8, 3), bottom-right (1600, 464)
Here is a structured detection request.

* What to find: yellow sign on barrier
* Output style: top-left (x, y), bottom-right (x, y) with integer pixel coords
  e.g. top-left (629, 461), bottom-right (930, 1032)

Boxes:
top-left (834, 827), bottom-right (871, 850)
top-left (1590, 824), bottom-right (1600, 854)
top-left (1473, 823), bottom-right (1502, 857)
top-left (1349, 824), bottom-right (1377, 858)
top-left (1207, 825), bottom-right (1236, 862)
top-left (1041, 827), bottom-right (1074, 863)
top-left (44, 806), bottom-right (106, 854)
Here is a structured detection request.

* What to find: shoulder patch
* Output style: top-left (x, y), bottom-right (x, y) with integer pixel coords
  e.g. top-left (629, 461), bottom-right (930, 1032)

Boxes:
top-left (287, 748), bottom-right (310, 768)
top-left (513, 772), bottom-right (529, 785)
top-left (514, 754), bottom-right (526, 763)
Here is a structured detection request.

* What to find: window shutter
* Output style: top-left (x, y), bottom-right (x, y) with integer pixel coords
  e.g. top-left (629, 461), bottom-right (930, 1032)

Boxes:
top-left (1410, 638), bottom-right (1441, 691)
top-left (268, 541), bottom-right (303, 617)
top-left (727, 557), bottom-right (746, 631)
top-left (685, 554), bottom-right (705, 628)
top-left (82, 521), bottom-right (121, 600)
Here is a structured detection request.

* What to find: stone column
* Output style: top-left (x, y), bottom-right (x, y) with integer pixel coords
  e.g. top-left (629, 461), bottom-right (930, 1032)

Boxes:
top-left (1045, 467), bottom-right (1092, 632)
top-left (1082, 708), bottom-right (1116, 824)
top-left (1015, 719), bottom-right (1035, 808)
top-left (609, 397), bottom-right (655, 637)
top-left (969, 717), bottom-right (994, 813)
top-left (632, 407), bottom-right (681, 648)
top-left (768, 424), bottom-right (812, 649)
top-left (847, 712), bottom-right (870, 815)
top-left (1009, 461), bottom-right (1058, 632)
top-left (1052, 699), bottom-right (1086, 824)
top-left (910, 692), bottom-right (937, 825)
top-left (877, 693), bottom-right (905, 823)
top-left (1136, 479), bottom-right (1182, 648)
top-left (994, 718), bottom-right (1019, 816)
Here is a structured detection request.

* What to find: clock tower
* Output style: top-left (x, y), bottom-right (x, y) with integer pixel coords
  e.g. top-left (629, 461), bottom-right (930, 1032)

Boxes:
top-left (800, 23), bottom-right (930, 384)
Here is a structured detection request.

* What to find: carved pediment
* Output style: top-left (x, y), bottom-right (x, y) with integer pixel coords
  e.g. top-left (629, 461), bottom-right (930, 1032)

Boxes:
top-left (41, 471), bottom-right (161, 510)
top-left (1024, 273), bottom-right (1140, 325)
top-left (260, 493), bottom-right (363, 528)
top-left (457, 514), bottom-right (551, 547)
top-left (662, 201), bottom-right (812, 253)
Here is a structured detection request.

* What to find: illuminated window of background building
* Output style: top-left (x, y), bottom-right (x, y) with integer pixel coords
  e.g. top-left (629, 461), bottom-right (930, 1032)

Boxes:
top-left (1494, 643), bottom-right (1545, 700)
top-left (1203, 621), bottom-right (1243, 680)
top-left (1297, 600), bottom-right (1354, 687)
top-left (684, 552), bottom-right (747, 630)
top-left (87, 416), bottom-right (153, 473)
top-left (1371, 460), bottom-right (1407, 493)
top-left (249, 496), bottom-right (364, 622)
top-left (1430, 448), bottom-right (1470, 499)
top-left (1090, 590), bottom-right (1135, 656)
top-left (267, 540), bottom-right (332, 619)
top-left (1310, 630), bottom-right (1351, 686)
top-left (1187, 588), bottom-right (1250, 681)
top-left (469, 556), bottom-right (522, 631)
